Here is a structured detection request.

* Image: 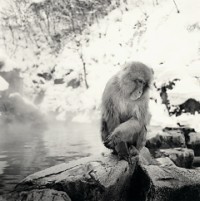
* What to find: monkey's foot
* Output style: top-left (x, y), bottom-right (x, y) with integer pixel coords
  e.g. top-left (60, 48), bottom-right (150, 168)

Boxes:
top-left (129, 145), bottom-right (139, 157)
top-left (126, 146), bottom-right (139, 164)
top-left (114, 142), bottom-right (135, 164)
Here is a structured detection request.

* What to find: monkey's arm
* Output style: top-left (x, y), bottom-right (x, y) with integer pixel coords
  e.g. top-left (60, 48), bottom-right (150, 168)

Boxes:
top-left (135, 126), bottom-right (147, 151)
top-left (104, 118), bottom-right (146, 150)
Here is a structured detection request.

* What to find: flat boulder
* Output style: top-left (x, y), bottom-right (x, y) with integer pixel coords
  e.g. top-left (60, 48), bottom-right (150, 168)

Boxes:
top-left (8, 154), bottom-right (138, 201)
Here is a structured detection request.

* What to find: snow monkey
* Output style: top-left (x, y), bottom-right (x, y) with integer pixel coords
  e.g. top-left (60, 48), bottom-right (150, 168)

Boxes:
top-left (101, 62), bottom-right (153, 161)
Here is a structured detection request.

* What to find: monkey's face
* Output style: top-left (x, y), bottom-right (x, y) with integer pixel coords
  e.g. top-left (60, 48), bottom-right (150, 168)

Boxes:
top-left (130, 78), bottom-right (146, 100)
top-left (120, 62), bottom-right (153, 100)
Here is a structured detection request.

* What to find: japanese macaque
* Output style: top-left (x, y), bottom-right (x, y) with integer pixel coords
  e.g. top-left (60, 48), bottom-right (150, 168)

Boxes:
top-left (101, 62), bottom-right (153, 161)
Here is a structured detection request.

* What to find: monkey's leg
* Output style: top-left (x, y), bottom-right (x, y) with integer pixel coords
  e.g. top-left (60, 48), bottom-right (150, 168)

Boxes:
top-left (127, 126), bottom-right (147, 163)
top-left (114, 141), bottom-right (132, 164)
top-left (136, 126), bottom-right (147, 151)
top-left (104, 118), bottom-right (143, 148)
top-left (129, 145), bottom-right (139, 156)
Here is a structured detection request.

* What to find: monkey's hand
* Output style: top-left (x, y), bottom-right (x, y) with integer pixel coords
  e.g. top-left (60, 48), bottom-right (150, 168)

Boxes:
top-left (104, 130), bottom-right (122, 149)
top-left (104, 118), bottom-right (141, 148)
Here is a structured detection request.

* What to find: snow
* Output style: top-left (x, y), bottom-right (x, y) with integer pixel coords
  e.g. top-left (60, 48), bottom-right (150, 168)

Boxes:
top-left (0, 76), bottom-right (9, 91)
top-left (149, 99), bottom-right (176, 128)
top-left (0, 52), bottom-right (15, 72)
top-left (175, 113), bottom-right (200, 132)
top-left (72, 113), bottom-right (91, 123)
top-left (155, 67), bottom-right (200, 105)
top-left (0, 1), bottom-right (9, 13)
top-left (1, 0), bottom-right (200, 129)
top-left (168, 77), bottom-right (200, 105)
top-left (31, 0), bottom-right (45, 3)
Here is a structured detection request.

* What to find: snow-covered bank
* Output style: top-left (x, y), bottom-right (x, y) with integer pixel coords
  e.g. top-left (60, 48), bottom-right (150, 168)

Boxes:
top-left (0, 0), bottom-right (200, 129)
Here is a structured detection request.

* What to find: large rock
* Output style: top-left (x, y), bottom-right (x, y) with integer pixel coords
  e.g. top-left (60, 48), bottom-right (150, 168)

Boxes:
top-left (163, 127), bottom-right (195, 143)
top-left (146, 130), bottom-right (185, 149)
top-left (193, 157), bottom-right (200, 167)
top-left (173, 98), bottom-right (200, 116)
top-left (0, 196), bottom-right (7, 201)
top-left (130, 163), bottom-right (200, 201)
top-left (7, 189), bottom-right (71, 201)
top-left (153, 148), bottom-right (194, 168)
top-left (187, 132), bottom-right (200, 156)
top-left (8, 154), bottom-right (138, 201)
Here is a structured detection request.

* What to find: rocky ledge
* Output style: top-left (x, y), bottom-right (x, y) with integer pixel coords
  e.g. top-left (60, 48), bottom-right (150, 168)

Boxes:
top-left (6, 153), bottom-right (138, 201)
top-left (3, 145), bottom-right (200, 201)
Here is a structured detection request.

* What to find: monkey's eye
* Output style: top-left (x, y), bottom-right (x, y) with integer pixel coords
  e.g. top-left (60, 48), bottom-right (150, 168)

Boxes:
top-left (137, 79), bottom-right (145, 85)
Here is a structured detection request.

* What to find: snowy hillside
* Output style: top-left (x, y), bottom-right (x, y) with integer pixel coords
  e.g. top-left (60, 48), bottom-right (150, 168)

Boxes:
top-left (0, 0), bottom-right (200, 130)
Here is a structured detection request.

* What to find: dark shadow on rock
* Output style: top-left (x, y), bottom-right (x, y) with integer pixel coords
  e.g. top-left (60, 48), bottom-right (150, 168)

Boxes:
top-left (172, 99), bottom-right (200, 116)
top-left (128, 165), bottom-right (151, 201)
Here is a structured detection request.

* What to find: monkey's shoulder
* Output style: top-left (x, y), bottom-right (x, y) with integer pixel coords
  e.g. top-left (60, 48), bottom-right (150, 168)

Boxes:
top-left (102, 76), bottom-right (120, 100)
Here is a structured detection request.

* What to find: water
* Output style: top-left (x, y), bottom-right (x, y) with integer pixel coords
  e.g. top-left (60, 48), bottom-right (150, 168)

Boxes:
top-left (0, 120), bottom-right (106, 195)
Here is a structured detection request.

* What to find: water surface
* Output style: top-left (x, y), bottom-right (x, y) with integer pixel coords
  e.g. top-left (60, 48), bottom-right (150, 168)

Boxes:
top-left (0, 120), bottom-right (106, 195)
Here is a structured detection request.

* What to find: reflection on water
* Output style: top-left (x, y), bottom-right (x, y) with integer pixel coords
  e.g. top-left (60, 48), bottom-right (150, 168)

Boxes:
top-left (0, 120), bottom-right (106, 195)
